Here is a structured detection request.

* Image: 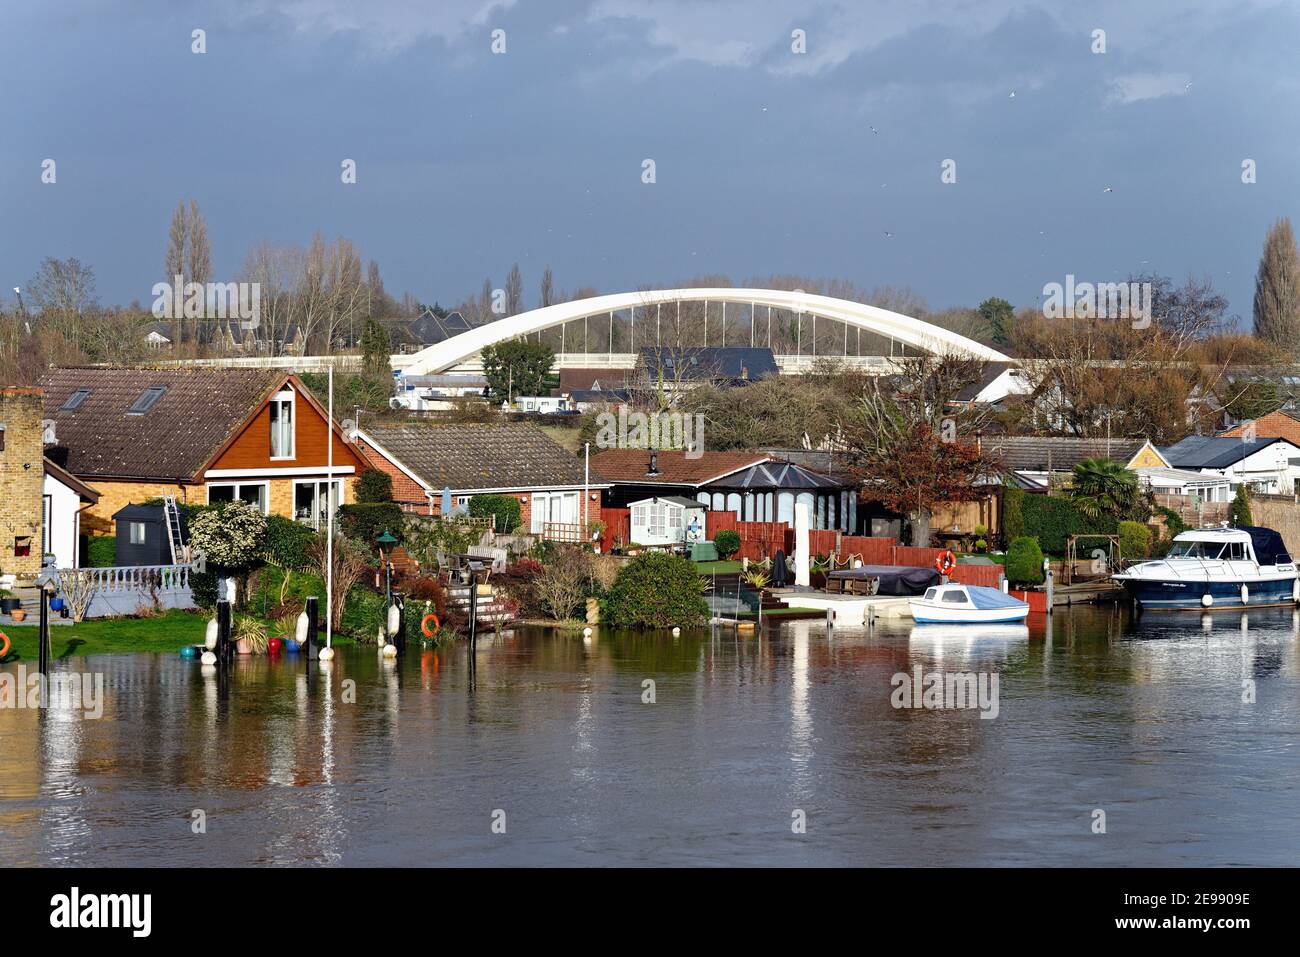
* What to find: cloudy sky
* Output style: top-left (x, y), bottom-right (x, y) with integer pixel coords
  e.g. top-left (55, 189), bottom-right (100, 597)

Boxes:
top-left (2, 0), bottom-right (1297, 321)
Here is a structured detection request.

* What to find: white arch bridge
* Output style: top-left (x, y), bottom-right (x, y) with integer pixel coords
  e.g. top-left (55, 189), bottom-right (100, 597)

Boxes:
top-left (392, 288), bottom-right (1009, 375)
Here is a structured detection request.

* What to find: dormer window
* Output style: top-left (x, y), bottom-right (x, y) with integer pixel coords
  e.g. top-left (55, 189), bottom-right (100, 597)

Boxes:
top-left (270, 390), bottom-right (295, 459)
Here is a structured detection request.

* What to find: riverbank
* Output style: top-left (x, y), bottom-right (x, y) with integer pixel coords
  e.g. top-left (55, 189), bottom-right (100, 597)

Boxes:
top-left (0, 610), bottom-right (357, 661)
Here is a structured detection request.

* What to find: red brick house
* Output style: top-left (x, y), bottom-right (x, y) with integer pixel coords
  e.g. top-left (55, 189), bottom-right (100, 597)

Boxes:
top-left (351, 422), bottom-right (610, 534)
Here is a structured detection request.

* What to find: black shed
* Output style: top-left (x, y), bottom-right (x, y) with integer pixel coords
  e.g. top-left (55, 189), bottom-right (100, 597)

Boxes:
top-left (112, 505), bottom-right (174, 566)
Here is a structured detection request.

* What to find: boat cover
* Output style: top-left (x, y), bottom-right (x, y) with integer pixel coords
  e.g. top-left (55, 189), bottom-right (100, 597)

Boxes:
top-left (829, 565), bottom-right (939, 596)
top-left (1241, 526), bottom-right (1292, 566)
top-left (965, 586), bottom-right (1030, 610)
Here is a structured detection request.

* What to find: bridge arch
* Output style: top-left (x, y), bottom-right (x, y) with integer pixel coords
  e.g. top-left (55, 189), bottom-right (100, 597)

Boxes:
top-left (393, 288), bottom-right (1008, 374)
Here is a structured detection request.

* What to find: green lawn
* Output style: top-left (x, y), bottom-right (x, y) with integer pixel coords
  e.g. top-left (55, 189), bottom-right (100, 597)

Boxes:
top-left (0, 610), bottom-right (356, 662)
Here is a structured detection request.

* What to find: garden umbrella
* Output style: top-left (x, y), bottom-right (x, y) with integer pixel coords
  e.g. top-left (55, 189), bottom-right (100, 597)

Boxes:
top-left (441, 486), bottom-right (452, 515)
top-left (771, 550), bottom-right (789, 587)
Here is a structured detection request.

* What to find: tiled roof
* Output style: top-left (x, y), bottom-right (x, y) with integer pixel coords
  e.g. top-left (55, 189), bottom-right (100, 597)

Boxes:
top-left (1160, 435), bottom-right (1289, 469)
top-left (981, 435), bottom-right (1155, 472)
top-left (1220, 410), bottom-right (1300, 446)
top-left (362, 422), bottom-right (602, 492)
top-left (40, 366), bottom-right (285, 481)
top-left (589, 448), bottom-right (768, 486)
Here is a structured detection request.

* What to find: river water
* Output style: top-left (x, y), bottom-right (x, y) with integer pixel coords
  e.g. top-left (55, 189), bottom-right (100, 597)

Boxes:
top-left (1, 606), bottom-right (1296, 866)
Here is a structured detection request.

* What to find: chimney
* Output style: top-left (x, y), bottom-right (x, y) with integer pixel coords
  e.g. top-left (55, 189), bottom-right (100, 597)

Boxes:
top-left (647, 450), bottom-right (660, 476)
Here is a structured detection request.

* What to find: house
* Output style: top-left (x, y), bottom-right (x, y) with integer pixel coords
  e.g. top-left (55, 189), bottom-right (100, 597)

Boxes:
top-left (1159, 435), bottom-right (1300, 495)
top-left (567, 388), bottom-right (631, 412)
top-left (981, 435), bottom-right (1170, 491)
top-left (1220, 410), bottom-right (1300, 446)
top-left (40, 367), bottom-right (366, 535)
top-left (1135, 468), bottom-right (1233, 503)
top-left (404, 309), bottom-right (475, 347)
top-left (951, 362), bottom-right (1032, 407)
top-left (628, 496), bottom-right (708, 548)
top-left (589, 448), bottom-right (855, 531)
top-left (351, 421), bottom-right (610, 533)
top-left (44, 458), bottom-right (100, 568)
top-left (390, 372), bottom-right (489, 411)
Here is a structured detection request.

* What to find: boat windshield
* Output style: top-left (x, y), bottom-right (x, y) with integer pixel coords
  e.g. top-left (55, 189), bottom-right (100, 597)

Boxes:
top-left (1167, 540), bottom-right (1227, 559)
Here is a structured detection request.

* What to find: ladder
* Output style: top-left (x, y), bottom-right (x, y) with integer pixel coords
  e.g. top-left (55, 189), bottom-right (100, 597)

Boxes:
top-left (162, 491), bottom-right (188, 565)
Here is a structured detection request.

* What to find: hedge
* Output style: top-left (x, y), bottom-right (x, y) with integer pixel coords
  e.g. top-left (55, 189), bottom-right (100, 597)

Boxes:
top-left (87, 536), bottom-right (117, 568)
top-left (338, 502), bottom-right (405, 550)
top-left (603, 553), bottom-right (709, 628)
top-left (1005, 536), bottom-right (1045, 586)
top-left (469, 494), bottom-right (522, 533)
top-left (1117, 520), bottom-right (1152, 560)
top-left (1019, 494), bottom-right (1118, 554)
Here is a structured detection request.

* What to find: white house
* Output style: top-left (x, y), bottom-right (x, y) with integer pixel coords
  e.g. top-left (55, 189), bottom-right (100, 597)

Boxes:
top-left (1160, 436), bottom-right (1300, 495)
top-left (43, 458), bottom-right (100, 568)
top-left (1135, 467), bottom-right (1232, 503)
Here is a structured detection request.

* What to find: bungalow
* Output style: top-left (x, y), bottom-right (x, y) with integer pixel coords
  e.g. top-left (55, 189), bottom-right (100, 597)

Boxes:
top-left (1159, 435), bottom-right (1300, 495)
top-left (351, 421), bottom-right (610, 534)
top-left (981, 435), bottom-right (1170, 491)
top-left (40, 367), bottom-right (365, 535)
top-left (589, 448), bottom-right (855, 531)
top-left (637, 346), bottom-right (778, 392)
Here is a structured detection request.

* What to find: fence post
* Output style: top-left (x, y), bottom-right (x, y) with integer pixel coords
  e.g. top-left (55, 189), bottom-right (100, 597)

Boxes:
top-left (217, 600), bottom-right (232, 663)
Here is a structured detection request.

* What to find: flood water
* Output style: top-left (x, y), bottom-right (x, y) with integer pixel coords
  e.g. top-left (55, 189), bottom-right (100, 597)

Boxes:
top-left (1, 606), bottom-right (1297, 867)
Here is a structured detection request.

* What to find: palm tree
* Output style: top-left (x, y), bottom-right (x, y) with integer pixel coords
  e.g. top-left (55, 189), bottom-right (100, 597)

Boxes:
top-left (1068, 458), bottom-right (1141, 520)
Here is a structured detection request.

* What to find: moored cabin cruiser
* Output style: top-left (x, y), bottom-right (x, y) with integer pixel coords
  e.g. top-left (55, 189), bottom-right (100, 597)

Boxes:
top-left (1112, 525), bottom-right (1299, 610)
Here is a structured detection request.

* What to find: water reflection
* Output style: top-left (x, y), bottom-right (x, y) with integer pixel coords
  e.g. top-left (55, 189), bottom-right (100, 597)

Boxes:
top-left (0, 604), bottom-right (1296, 866)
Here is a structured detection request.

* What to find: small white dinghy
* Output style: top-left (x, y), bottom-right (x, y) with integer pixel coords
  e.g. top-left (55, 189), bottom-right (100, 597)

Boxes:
top-left (909, 583), bottom-right (1030, 624)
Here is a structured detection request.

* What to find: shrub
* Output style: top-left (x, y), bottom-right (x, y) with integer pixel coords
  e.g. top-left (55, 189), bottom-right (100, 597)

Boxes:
top-left (603, 553), bottom-right (709, 628)
top-left (1005, 536), bottom-right (1045, 587)
top-left (355, 468), bottom-right (395, 504)
top-left (340, 584), bottom-right (385, 640)
top-left (264, 514), bottom-right (318, 570)
top-left (496, 558), bottom-right (545, 617)
top-left (1232, 485), bottom-right (1254, 526)
top-left (1002, 487), bottom-right (1025, 542)
top-left (1118, 520), bottom-right (1152, 561)
top-left (190, 502), bottom-right (267, 572)
top-left (87, 536), bottom-right (117, 568)
top-left (469, 494), bottom-right (522, 533)
top-left (713, 528), bottom-right (741, 559)
top-left (338, 502), bottom-right (405, 550)
top-left (532, 547), bottom-right (599, 621)
top-left (191, 570), bottom-right (218, 609)
top-left (1154, 505), bottom-right (1188, 538)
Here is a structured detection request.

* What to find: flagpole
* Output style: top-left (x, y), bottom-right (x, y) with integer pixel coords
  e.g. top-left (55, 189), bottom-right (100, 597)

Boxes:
top-left (321, 363), bottom-right (336, 661)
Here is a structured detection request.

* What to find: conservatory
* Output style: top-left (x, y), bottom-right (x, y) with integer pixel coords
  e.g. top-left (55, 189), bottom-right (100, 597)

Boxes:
top-left (628, 496), bottom-right (709, 548)
top-left (696, 460), bottom-right (856, 532)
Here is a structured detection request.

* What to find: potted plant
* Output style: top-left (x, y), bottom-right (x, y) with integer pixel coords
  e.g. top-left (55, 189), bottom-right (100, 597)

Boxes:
top-left (10, 606), bottom-right (26, 622)
top-left (233, 616), bottom-right (269, 655)
top-left (0, 590), bottom-right (18, 615)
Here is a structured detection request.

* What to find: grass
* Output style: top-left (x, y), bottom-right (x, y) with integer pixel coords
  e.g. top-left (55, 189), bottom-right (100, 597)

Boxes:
top-left (737, 607), bottom-right (825, 619)
top-left (0, 609), bottom-right (356, 662)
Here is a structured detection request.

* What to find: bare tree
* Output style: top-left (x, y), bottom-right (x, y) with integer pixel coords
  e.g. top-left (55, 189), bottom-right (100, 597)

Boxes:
top-left (505, 263), bottom-right (523, 316)
top-left (539, 265), bottom-right (555, 308)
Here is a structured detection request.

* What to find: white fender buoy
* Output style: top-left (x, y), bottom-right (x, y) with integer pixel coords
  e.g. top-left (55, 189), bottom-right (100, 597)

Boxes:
top-left (387, 603), bottom-right (401, 636)
top-left (671, 626), bottom-right (681, 637)
top-left (200, 651), bottom-right (217, 665)
top-left (1201, 594), bottom-right (1213, 608)
top-left (295, 611), bottom-right (309, 645)
top-left (583, 627), bottom-right (592, 637)
top-left (1293, 579), bottom-right (1299, 602)
top-left (204, 619), bottom-right (219, 651)
top-left (382, 643), bottom-right (398, 658)
top-left (377, 626), bottom-right (386, 648)
top-left (318, 646), bottom-right (335, 661)
top-left (1241, 584), bottom-right (1249, 605)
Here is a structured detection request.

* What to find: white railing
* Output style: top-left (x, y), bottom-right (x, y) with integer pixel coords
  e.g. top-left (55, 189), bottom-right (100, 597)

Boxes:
top-left (73, 564), bottom-right (192, 593)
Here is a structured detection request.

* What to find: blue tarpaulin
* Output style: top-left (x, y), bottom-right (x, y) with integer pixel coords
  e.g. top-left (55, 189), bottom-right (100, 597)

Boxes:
top-left (966, 586), bottom-right (1029, 610)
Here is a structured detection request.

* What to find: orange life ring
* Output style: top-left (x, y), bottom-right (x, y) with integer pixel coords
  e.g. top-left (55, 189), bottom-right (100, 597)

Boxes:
top-left (420, 613), bottom-right (441, 638)
top-left (935, 550), bottom-right (957, 575)
top-left (0, 631), bottom-right (9, 658)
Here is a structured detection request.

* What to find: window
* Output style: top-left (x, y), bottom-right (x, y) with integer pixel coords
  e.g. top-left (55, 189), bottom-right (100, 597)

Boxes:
top-left (128, 386), bottom-right (167, 415)
top-left (294, 480), bottom-right (342, 530)
top-left (269, 391), bottom-right (295, 458)
top-left (207, 482), bottom-right (268, 514)
top-left (942, 589), bottom-right (968, 603)
top-left (649, 503), bottom-right (666, 538)
top-left (129, 521), bottom-right (147, 545)
top-left (61, 388), bottom-right (91, 411)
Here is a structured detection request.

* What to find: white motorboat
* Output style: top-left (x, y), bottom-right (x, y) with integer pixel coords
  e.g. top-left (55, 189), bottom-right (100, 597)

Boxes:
top-left (908, 583), bottom-right (1030, 624)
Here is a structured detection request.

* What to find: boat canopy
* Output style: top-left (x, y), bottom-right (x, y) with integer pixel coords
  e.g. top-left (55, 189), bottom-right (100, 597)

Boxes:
top-left (965, 585), bottom-right (1030, 610)
top-left (1241, 526), bottom-right (1291, 565)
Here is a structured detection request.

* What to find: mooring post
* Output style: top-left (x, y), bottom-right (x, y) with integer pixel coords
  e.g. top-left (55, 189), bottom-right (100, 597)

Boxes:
top-left (467, 570), bottom-right (479, 650)
top-left (1045, 569), bottom-right (1055, 614)
top-left (305, 595), bottom-right (318, 664)
top-left (217, 600), bottom-right (232, 663)
top-left (38, 588), bottom-right (50, 676)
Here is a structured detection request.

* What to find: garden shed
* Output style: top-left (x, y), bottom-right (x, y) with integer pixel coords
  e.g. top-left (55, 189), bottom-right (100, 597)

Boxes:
top-left (112, 504), bottom-right (173, 566)
top-left (628, 496), bottom-right (708, 548)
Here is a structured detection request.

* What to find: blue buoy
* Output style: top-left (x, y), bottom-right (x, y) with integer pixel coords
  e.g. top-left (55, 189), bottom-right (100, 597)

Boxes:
top-left (180, 645), bottom-right (198, 659)
top-left (282, 640), bottom-right (299, 654)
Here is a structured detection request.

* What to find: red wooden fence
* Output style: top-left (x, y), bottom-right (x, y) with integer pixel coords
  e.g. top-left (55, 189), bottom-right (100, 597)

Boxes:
top-left (839, 536), bottom-right (896, 564)
top-left (949, 564), bottom-right (1003, 588)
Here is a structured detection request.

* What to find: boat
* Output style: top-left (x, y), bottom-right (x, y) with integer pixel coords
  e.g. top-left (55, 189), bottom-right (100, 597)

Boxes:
top-left (908, 583), bottom-right (1030, 624)
top-left (1111, 525), bottom-right (1299, 611)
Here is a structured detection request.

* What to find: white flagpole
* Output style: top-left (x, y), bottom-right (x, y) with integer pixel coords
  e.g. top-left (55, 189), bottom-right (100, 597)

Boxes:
top-left (325, 364), bottom-right (334, 652)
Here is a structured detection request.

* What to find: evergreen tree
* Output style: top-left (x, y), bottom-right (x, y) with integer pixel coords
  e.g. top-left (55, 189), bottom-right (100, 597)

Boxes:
top-left (1231, 484), bottom-right (1254, 527)
top-left (977, 297), bottom-right (1015, 345)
